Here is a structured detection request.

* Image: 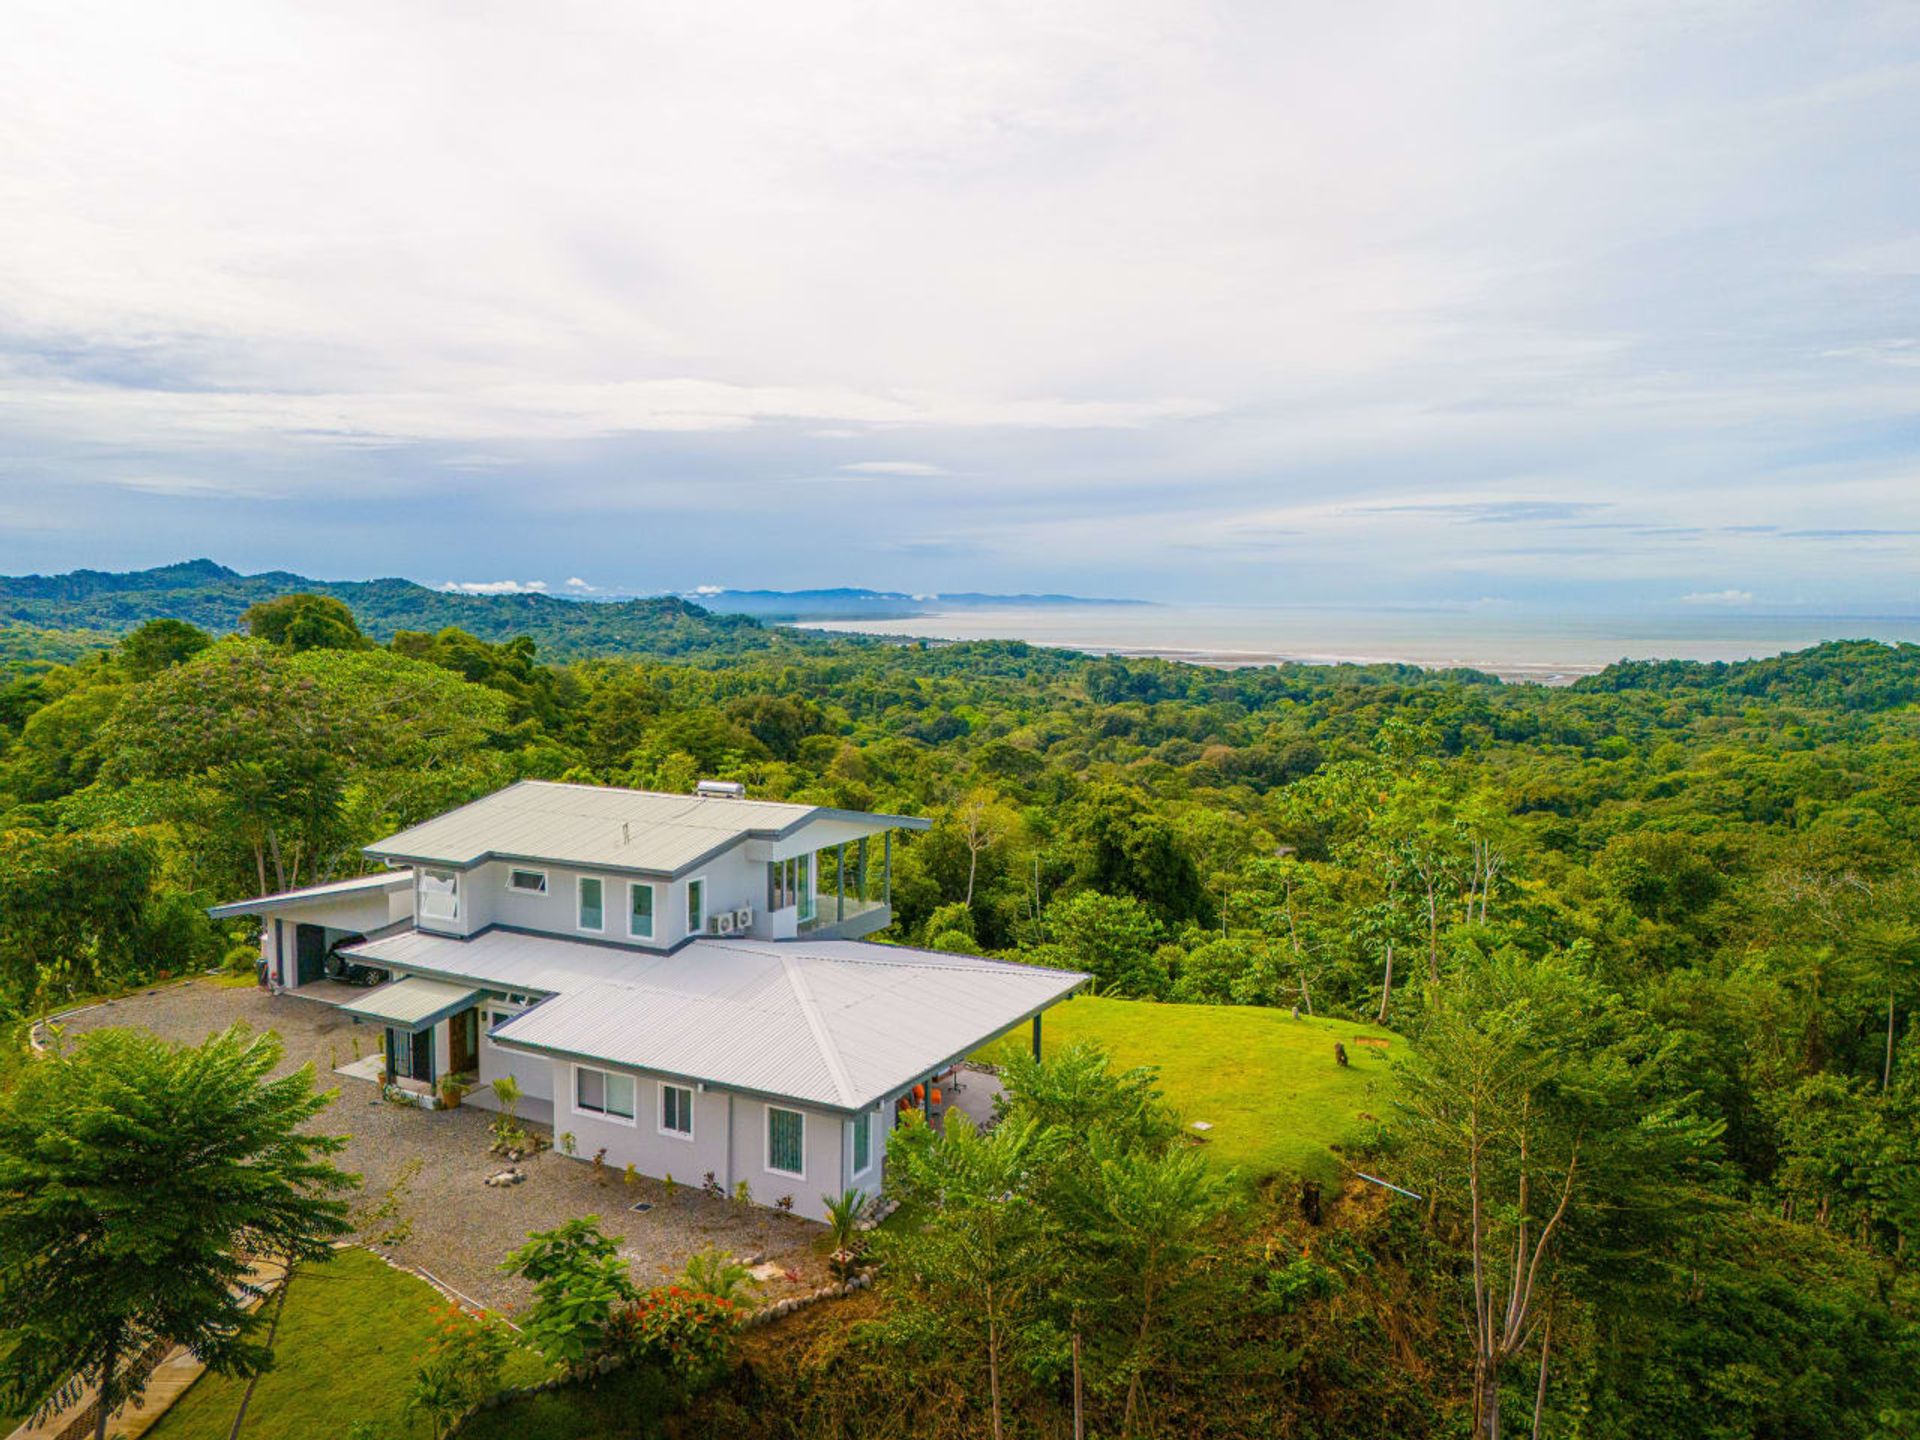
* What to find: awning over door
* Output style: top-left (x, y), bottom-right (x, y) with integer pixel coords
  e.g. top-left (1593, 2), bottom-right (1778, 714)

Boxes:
top-left (338, 976), bottom-right (483, 1033)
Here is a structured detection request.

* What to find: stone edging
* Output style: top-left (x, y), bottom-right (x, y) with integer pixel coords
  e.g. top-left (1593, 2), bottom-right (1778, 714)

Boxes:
top-left (26, 975), bottom-right (211, 1054)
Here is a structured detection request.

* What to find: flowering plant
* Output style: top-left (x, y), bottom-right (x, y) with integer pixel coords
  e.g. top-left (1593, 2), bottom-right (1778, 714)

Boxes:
top-left (609, 1285), bottom-right (741, 1380)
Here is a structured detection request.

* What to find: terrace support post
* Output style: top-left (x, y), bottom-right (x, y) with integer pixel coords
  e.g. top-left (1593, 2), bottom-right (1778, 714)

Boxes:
top-left (884, 832), bottom-right (892, 908)
top-left (1032, 1013), bottom-right (1042, 1062)
top-left (837, 844), bottom-right (846, 923)
top-left (857, 837), bottom-right (868, 902)
top-left (922, 1079), bottom-right (932, 1123)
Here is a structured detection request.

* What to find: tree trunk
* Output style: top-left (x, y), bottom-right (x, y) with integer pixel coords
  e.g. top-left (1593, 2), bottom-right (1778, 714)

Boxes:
top-left (93, 1326), bottom-right (121, 1440)
top-left (987, 1314), bottom-right (1003, 1440)
top-left (1886, 983), bottom-right (1897, 1092)
top-left (1377, 943), bottom-right (1395, 1024)
top-left (1122, 1276), bottom-right (1155, 1435)
top-left (1476, 1359), bottom-right (1503, 1440)
top-left (1072, 1329), bottom-right (1085, 1440)
top-left (1298, 970), bottom-right (1314, 1016)
top-left (966, 846), bottom-right (978, 908)
top-left (1531, 1310), bottom-right (1552, 1440)
top-left (229, 1262), bottom-right (294, 1440)
top-left (1426, 881), bottom-right (1440, 982)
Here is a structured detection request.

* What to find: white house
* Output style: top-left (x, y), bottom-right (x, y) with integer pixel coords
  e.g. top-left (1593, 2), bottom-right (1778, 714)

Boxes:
top-left (209, 779), bottom-right (1086, 1221)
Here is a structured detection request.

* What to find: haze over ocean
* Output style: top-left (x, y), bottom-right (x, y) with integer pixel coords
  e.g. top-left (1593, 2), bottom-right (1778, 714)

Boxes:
top-left (799, 603), bottom-right (1920, 683)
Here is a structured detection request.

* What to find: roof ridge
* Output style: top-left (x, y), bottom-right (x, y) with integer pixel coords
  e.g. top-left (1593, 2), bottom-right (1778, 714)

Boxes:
top-left (780, 952), bottom-right (859, 1108)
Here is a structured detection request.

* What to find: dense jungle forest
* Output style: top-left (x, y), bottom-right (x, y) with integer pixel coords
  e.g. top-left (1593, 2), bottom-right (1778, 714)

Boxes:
top-left (2, 583), bottom-right (1917, 1438)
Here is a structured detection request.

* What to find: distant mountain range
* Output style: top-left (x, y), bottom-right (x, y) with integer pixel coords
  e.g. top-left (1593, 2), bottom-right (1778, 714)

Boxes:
top-left (683, 587), bottom-right (1144, 621)
top-left (0, 559), bottom-right (788, 660)
top-left (0, 561), bottom-right (1143, 663)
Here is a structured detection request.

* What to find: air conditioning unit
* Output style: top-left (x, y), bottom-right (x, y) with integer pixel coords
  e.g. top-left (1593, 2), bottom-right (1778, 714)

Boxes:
top-left (711, 912), bottom-right (736, 936)
top-left (734, 906), bottom-right (754, 931)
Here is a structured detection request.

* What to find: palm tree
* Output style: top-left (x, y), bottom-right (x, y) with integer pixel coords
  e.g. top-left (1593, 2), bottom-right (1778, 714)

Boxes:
top-left (821, 1187), bottom-right (870, 1277)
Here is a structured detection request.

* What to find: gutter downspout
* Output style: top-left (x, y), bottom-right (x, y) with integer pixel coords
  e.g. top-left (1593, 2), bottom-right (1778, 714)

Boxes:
top-left (726, 1093), bottom-right (735, 1194)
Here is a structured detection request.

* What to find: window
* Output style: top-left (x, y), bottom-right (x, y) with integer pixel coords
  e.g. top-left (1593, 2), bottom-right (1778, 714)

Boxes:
top-left (767, 1106), bottom-right (805, 1178)
top-left (508, 868), bottom-right (548, 895)
top-left (851, 1110), bottom-right (873, 1175)
top-left (661, 1084), bottom-right (694, 1138)
top-left (629, 882), bottom-right (655, 939)
top-left (686, 877), bottom-right (706, 934)
top-left (419, 869), bottom-right (459, 922)
top-left (574, 1065), bottom-right (635, 1121)
top-left (578, 876), bottom-right (604, 932)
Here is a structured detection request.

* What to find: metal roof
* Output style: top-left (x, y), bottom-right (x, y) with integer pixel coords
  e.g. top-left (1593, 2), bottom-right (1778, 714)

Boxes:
top-left (337, 976), bottom-right (484, 1032)
top-left (207, 869), bottom-right (412, 919)
top-left (360, 780), bottom-right (927, 876)
top-left (337, 927), bottom-right (1086, 1112)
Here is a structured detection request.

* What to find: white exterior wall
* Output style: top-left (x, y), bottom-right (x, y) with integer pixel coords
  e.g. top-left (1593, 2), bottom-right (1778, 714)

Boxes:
top-left (452, 847), bottom-right (761, 950)
top-left (538, 1054), bottom-right (854, 1222)
top-left (477, 1010), bottom-right (554, 1103)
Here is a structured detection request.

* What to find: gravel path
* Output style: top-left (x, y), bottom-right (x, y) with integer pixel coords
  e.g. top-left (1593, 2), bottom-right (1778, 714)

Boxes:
top-left (55, 979), bottom-right (829, 1312)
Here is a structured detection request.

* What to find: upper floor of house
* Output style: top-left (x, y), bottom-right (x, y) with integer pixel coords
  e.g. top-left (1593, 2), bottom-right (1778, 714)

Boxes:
top-left (362, 779), bottom-right (929, 951)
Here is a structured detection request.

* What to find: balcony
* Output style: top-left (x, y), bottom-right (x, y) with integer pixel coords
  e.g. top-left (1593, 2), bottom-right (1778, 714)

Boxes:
top-left (798, 893), bottom-right (892, 939)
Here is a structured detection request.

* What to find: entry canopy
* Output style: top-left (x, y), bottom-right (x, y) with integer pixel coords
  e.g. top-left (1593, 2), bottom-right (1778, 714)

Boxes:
top-left (338, 977), bottom-right (483, 1033)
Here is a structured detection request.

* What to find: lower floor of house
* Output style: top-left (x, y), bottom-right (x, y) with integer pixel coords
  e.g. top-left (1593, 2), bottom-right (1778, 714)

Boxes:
top-left (349, 985), bottom-right (1004, 1224)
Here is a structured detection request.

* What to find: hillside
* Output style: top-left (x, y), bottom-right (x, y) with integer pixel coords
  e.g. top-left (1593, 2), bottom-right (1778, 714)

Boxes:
top-left (979, 996), bottom-right (1397, 1187)
top-left (0, 559), bottom-right (820, 661)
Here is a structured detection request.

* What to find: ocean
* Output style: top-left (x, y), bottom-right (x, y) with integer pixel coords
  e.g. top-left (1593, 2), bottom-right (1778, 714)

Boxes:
top-left (795, 604), bottom-right (1920, 685)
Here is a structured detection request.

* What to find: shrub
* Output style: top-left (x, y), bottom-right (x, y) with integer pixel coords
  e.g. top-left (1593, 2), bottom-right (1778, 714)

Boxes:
top-left (611, 1285), bottom-right (741, 1382)
top-left (681, 1246), bottom-right (758, 1307)
top-left (405, 1304), bottom-right (512, 1438)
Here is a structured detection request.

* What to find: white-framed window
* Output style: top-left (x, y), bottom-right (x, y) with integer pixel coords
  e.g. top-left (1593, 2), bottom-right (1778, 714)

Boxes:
top-left (850, 1110), bottom-right (874, 1175)
top-left (686, 877), bottom-right (706, 935)
top-left (577, 876), bottom-right (605, 932)
top-left (629, 881), bottom-right (656, 940)
top-left (508, 867), bottom-right (549, 895)
top-left (573, 1064), bottom-right (635, 1123)
top-left (766, 1105), bottom-right (806, 1179)
top-left (660, 1083), bottom-right (694, 1139)
top-left (419, 869), bottom-right (459, 922)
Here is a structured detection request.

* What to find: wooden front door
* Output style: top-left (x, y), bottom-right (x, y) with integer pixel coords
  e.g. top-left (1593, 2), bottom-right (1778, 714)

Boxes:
top-left (447, 1008), bottom-right (479, 1077)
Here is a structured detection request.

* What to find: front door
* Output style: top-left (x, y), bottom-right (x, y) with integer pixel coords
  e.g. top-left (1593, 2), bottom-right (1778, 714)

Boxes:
top-left (409, 1027), bottom-right (435, 1087)
top-left (447, 1008), bottom-right (478, 1076)
top-left (294, 924), bottom-right (328, 986)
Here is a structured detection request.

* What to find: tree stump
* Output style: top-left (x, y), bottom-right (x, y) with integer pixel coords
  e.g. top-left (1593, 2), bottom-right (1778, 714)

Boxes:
top-left (1334, 1042), bottom-right (1349, 1067)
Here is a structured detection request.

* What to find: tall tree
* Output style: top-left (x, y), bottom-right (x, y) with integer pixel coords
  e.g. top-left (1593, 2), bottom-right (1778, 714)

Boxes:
top-left (881, 1113), bottom-right (1061, 1440)
top-left (1395, 948), bottom-right (1719, 1439)
top-left (0, 1026), bottom-right (356, 1440)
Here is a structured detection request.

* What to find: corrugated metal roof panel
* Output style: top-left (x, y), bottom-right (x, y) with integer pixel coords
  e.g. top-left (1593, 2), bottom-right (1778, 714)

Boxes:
top-left (207, 869), bottom-right (412, 919)
top-left (337, 927), bottom-right (1085, 1111)
top-left (338, 976), bottom-right (483, 1031)
top-left (360, 780), bottom-right (918, 874)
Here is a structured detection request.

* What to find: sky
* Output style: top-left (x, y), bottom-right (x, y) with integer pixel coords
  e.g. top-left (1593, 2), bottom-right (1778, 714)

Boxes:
top-left (2, 0), bottom-right (1919, 612)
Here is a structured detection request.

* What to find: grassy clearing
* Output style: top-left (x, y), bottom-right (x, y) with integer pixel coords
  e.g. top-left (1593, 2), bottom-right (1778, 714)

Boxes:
top-left (977, 995), bottom-right (1401, 1188)
top-left (147, 1248), bottom-right (549, 1440)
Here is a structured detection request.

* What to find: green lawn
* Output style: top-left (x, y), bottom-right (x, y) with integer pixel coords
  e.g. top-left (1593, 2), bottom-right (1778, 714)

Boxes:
top-left (148, 1248), bottom-right (549, 1440)
top-left (977, 995), bottom-right (1402, 1188)
top-left (457, 1366), bottom-right (678, 1440)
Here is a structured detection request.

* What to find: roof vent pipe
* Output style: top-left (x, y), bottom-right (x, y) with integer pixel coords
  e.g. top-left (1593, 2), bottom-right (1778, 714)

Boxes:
top-left (622, 822), bottom-right (630, 844)
top-left (695, 779), bottom-right (747, 800)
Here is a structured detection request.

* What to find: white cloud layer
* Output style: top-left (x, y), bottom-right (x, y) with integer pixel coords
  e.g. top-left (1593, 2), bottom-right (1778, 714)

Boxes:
top-left (2, 1), bottom-right (1919, 607)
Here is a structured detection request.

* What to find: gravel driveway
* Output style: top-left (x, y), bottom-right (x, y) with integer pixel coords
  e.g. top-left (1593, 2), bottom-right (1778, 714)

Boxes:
top-left (55, 979), bottom-right (829, 1312)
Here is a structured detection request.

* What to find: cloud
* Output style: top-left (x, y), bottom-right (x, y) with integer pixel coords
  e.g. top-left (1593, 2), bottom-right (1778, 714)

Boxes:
top-left (5, 3), bottom-right (1920, 609)
top-left (441, 579), bottom-right (550, 595)
top-left (1360, 501), bottom-right (1612, 526)
top-left (1680, 589), bottom-right (1756, 606)
top-left (840, 460), bottom-right (948, 477)
top-left (563, 576), bottom-right (597, 592)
